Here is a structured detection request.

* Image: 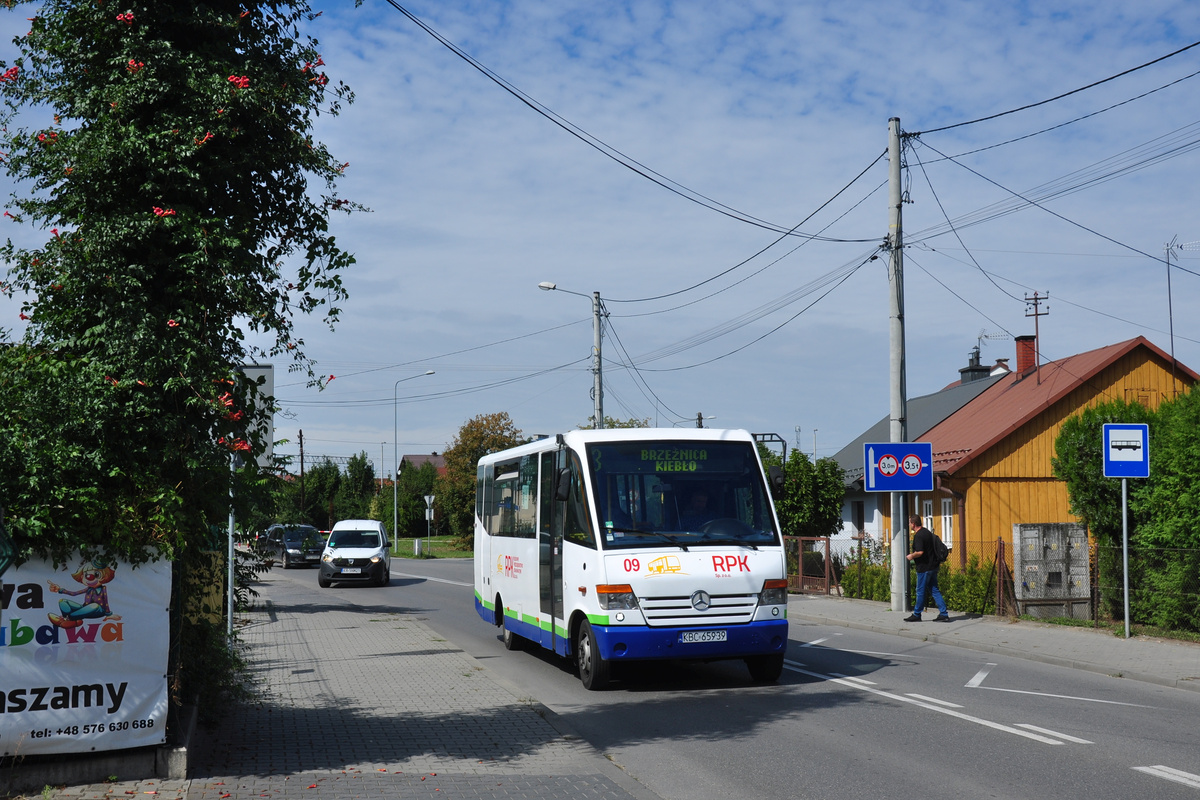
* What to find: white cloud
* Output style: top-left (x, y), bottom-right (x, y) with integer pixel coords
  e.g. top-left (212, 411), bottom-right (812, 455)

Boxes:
top-left (4, 0), bottom-right (1200, 470)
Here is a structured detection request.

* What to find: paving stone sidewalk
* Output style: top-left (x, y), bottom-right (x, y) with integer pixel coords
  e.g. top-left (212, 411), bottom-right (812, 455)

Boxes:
top-left (49, 577), bottom-right (657, 800)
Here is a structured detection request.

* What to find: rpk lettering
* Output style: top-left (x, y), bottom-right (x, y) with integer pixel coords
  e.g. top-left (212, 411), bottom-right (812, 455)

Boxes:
top-left (712, 555), bottom-right (750, 573)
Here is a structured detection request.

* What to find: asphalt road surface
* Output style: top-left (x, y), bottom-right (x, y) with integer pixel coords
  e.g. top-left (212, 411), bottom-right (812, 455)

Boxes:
top-left (271, 557), bottom-right (1200, 800)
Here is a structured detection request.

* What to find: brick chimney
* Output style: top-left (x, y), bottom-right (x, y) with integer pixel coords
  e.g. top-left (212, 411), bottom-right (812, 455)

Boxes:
top-left (1015, 334), bottom-right (1037, 375)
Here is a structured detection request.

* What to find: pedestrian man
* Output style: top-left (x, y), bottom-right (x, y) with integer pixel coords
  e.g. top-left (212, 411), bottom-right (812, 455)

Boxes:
top-left (904, 514), bottom-right (950, 622)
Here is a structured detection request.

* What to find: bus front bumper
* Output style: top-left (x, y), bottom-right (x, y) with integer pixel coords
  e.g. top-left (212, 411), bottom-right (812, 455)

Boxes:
top-left (591, 618), bottom-right (788, 661)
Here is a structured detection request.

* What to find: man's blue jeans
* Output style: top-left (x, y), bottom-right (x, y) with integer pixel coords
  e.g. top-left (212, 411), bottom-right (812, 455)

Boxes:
top-left (913, 569), bottom-right (948, 618)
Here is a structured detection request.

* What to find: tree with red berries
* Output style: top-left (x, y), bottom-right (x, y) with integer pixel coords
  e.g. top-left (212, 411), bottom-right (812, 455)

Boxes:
top-left (0, 1), bottom-right (362, 701)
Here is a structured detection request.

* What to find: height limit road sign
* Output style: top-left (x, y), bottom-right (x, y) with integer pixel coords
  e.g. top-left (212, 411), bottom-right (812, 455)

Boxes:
top-left (863, 442), bottom-right (934, 492)
top-left (1103, 423), bottom-right (1149, 479)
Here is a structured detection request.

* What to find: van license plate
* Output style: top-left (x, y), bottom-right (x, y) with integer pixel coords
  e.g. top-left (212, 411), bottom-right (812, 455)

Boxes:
top-left (680, 630), bottom-right (726, 643)
top-left (341, 567), bottom-right (361, 574)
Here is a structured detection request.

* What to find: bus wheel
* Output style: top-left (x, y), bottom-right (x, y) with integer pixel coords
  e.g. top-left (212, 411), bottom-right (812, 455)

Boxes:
top-left (746, 653), bottom-right (784, 683)
top-left (576, 619), bottom-right (610, 690)
top-left (501, 614), bottom-right (522, 651)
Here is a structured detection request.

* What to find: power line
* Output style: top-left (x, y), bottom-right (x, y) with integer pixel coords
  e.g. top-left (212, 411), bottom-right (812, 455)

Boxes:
top-left (275, 318), bottom-right (588, 387)
top-left (914, 39), bottom-right (1200, 135)
top-left (605, 150), bottom-right (887, 304)
top-left (908, 139), bottom-right (1023, 303)
top-left (636, 251), bottom-right (878, 372)
top-left (278, 357), bottom-right (589, 407)
top-left (382, 0), bottom-right (875, 243)
top-left (927, 67), bottom-right (1200, 161)
top-left (914, 138), bottom-right (1200, 277)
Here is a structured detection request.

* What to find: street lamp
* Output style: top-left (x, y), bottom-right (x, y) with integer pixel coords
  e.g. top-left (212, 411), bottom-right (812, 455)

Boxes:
top-left (394, 370), bottom-right (435, 542)
top-left (539, 281), bottom-right (604, 429)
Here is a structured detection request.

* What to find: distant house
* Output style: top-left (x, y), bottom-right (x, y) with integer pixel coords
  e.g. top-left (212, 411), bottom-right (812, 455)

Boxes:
top-left (832, 335), bottom-right (1196, 567)
top-left (400, 453), bottom-right (446, 477)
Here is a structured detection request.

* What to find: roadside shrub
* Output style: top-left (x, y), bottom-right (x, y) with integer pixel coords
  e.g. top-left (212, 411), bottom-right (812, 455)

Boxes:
top-left (841, 553), bottom-right (998, 615)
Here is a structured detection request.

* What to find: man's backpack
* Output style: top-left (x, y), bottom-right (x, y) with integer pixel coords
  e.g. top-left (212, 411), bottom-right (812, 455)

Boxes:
top-left (930, 533), bottom-right (950, 565)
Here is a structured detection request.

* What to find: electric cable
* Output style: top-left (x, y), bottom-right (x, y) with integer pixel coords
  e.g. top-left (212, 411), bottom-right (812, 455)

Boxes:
top-left (914, 39), bottom-right (1200, 135)
top-left (909, 140), bottom-right (1024, 303)
top-left (635, 251), bottom-right (877, 372)
top-left (914, 138), bottom-right (1200, 277)
top-left (383, 0), bottom-right (876, 242)
top-left (904, 253), bottom-right (1015, 338)
top-left (279, 356), bottom-right (589, 407)
top-left (922, 67), bottom-right (1200, 161)
top-left (275, 317), bottom-right (588, 388)
top-left (605, 150), bottom-right (887, 304)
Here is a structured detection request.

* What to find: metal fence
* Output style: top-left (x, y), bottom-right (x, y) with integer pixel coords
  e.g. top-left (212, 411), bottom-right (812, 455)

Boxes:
top-left (1092, 545), bottom-right (1200, 632)
top-left (801, 534), bottom-right (1200, 635)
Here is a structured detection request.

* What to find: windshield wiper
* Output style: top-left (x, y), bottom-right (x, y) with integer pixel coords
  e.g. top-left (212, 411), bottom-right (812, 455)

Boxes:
top-left (697, 538), bottom-right (759, 550)
top-left (609, 528), bottom-right (689, 552)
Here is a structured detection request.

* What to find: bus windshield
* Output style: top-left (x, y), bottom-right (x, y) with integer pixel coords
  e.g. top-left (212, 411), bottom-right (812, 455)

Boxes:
top-left (586, 439), bottom-right (779, 550)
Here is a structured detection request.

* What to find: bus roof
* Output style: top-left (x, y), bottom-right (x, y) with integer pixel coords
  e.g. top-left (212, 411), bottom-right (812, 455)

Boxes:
top-left (477, 427), bottom-right (758, 465)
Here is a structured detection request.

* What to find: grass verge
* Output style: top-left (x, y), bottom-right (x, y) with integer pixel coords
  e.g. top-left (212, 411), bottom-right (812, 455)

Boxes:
top-left (392, 535), bottom-right (470, 559)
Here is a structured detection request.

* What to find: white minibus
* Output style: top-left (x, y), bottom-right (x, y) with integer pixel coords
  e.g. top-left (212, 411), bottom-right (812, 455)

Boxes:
top-left (473, 428), bottom-right (788, 689)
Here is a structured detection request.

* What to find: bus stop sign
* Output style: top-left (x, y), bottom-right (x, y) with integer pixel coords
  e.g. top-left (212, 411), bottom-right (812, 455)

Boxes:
top-left (1103, 423), bottom-right (1149, 479)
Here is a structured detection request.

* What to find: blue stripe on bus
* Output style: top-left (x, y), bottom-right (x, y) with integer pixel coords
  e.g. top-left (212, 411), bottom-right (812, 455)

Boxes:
top-left (592, 618), bottom-right (788, 661)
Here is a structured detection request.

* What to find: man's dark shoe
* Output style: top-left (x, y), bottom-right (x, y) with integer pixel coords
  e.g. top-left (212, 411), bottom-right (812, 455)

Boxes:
top-left (903, 614), bottom-right (922, 622)
top-left (934, 615), bottom-right (951, 622)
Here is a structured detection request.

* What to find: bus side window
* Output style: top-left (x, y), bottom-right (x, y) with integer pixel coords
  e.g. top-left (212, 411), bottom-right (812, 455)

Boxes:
top-left (476, 463), bottom-right (487, 527)
top-left (539, 452), bottom-right (555, 537)
top-left (562, 452), bottom-right (596, 548)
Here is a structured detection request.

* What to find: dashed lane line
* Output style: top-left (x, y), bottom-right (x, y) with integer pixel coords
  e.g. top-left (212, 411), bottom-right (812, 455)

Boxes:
top-left (784, 659), bottom-right (1063, 744)
top-left (1013, 724), bottom-right (1093, 744)
top-left (1132, 765), bottom-right (1200, 789)
top-left (906, 693), bottom-right (963, 708)
top-left (967, 663), bottom-right (1153, 707)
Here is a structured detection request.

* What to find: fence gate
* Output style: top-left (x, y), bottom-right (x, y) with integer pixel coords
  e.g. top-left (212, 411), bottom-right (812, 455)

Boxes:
top-left (784, 536), bottom-right (834, 595)
top-left (1012, 523), bottom-right (1090, 619)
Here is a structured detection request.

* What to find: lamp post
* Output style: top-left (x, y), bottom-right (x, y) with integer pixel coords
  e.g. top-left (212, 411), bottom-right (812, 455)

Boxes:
top-left (539, 281), bottom-right (604, 429)
top-left (394, 370), bottom-right (435, 543)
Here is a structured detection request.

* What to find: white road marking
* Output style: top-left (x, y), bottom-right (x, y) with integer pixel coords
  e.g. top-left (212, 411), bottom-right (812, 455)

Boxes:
top-left (966, 663), bottom-right (1152, 707)
top-left (783, 660), bottom-right (1064, 744)
top-left (801, 637), bottom-right (830, 647)
top-left (966, 664), bottom-right (995, 688)
top-left (393, 571), bottom-right (472, 587)
top-left (830, 674), bottom-right (877, 685)
top-left (1014, 724), bottom-right (1093, 744)
top-left (1132, 765), bottom-right (1200, 789)
top-left (906, 693), bottom-right (962, 708)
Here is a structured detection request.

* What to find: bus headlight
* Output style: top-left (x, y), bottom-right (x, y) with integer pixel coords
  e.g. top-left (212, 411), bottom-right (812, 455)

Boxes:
top-left (596, 584), bottom-right (639, 610)
top-left (758, 579), bottom-right (788, 606)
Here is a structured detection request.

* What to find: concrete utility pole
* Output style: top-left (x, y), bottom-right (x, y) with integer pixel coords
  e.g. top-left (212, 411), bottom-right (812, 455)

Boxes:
top-left (1024, 291), bottom-right (1049, 385)
top-left (592, 291), bottom-right (604, 430)
top-left (539, 282), bottom-right (604, 429)
top-left (888, 118), bottom-right (910, 613)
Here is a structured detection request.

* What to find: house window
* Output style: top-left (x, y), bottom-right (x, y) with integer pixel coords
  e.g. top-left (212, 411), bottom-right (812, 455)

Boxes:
top-left (922, 500), bottom-right (933, 531)
top-left (941, 498), bottom-right (954, 548)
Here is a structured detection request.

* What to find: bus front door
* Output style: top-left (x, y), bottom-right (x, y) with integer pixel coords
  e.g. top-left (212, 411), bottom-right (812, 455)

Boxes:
top-left (538, 451), bottom-right (565, 654)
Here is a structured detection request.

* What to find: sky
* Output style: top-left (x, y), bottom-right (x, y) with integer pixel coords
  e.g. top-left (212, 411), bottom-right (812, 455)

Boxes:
top-left (4, 1), bottom-right (1200, 478)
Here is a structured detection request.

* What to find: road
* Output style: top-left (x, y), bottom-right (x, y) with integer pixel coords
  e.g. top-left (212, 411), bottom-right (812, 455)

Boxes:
top-left (269, 557), bottom-right (1200, 800)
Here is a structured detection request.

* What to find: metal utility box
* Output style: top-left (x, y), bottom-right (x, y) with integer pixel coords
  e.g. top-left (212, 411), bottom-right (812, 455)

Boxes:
top-left (1012, 523), bottom-right (1090, 619)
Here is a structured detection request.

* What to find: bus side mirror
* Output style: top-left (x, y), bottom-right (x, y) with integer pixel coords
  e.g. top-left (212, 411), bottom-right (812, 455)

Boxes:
top-left (555, 468), bottom-right (572, 502)
top-left (768, 465), bottom-right (784, 491)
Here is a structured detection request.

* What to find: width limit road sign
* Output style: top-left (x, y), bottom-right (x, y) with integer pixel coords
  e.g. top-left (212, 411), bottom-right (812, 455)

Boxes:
top-left (863, 442), bottom-right (933, 492)
top-left (1103, 423), bottom-right (1149, 479)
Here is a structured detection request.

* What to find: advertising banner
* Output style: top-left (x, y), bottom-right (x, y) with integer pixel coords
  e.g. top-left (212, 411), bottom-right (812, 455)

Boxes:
top-left (0, 554), bottom-right (171, 757)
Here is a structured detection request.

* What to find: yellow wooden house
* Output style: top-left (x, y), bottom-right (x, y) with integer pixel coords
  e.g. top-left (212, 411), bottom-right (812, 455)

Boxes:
top-left (841, 335), bottom-right (1196, 567)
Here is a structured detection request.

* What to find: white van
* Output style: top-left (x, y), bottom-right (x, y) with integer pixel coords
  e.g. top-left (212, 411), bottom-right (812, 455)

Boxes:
top-left (319, 519), bottom-right (391, 588)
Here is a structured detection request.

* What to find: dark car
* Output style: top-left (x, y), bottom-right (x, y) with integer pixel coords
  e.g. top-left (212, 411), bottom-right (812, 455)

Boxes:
top-left (261, 524), bottom-right (324, 569)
